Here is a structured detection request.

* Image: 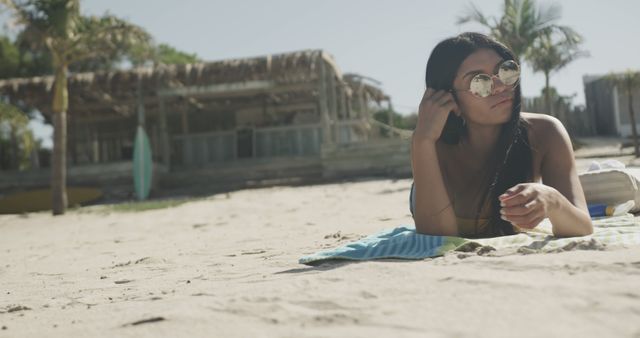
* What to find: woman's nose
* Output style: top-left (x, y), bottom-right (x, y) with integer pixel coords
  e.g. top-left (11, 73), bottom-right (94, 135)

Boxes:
top-left (491, 75), bottom-right (509, 95)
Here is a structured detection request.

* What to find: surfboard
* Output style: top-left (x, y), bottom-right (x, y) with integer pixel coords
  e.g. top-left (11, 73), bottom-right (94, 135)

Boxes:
top-left (0, 187), bottom-right (103, 214)
top-left (133, 125), bottom-right (153, 200)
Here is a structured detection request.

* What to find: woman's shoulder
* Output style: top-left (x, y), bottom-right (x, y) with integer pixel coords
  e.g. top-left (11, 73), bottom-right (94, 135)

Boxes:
top-left (521, 112), bottom-right (563, 129)
top-left (520, 112), bottom-right (568, 151)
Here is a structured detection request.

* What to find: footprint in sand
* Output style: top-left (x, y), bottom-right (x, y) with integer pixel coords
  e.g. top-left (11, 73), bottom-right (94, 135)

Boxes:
top-left (240, 249), bottom-right (267, 255)
top-left (122, 317), bottom-right (165, 327)
top-left (323, 231), bottom-right (362, 242)
top-left (1, 305), bottom-right (31, 313)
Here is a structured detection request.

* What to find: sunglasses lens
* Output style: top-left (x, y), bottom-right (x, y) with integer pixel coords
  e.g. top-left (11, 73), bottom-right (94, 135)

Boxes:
top-left (469, 74), bottom-right (493, 98)
top-left (498, 60), bottom-right (520, 86)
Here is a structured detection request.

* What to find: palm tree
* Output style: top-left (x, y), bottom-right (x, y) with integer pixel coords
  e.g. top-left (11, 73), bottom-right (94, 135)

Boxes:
top-left (1, 0), bottom-right (151, 215)
top-left (527, 31), bottom-right (588, 120)
top-left (458, 0), bottom-right (582, 61)
top-left (609, 70), bottom-right (640, 157)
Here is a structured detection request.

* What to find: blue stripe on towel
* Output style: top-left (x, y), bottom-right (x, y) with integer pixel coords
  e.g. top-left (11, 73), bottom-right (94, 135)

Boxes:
top-left (299, 215), bottom-right (640, 265)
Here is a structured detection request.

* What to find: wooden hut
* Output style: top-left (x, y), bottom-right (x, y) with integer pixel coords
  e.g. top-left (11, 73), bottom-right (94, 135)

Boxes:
top-left (584, 73), bottom-right (640, 137)
top-left (0, 49), bottom-right (408, 197)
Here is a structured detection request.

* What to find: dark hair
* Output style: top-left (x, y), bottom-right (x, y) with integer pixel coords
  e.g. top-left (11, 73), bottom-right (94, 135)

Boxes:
top-left (424, 32), bottom-right (532, 237)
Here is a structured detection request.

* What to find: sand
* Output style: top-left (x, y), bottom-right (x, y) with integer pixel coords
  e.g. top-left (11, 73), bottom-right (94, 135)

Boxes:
top-left (1, 177), bottom-right (640, 337)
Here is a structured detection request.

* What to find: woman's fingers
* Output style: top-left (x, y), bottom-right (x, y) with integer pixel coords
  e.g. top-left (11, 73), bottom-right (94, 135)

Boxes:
top-left (422, 87), bottom-right (434, 100)
top-left (429, 89), bottom-right (447, 103)
top-left (499, 184), bottom-right (527, 200)
top-left (502, 211), bottom-right (544, 228)
top-left (500, 188), bottom-right (535, 208)
top-left (414, 88), bottom-right (457, 142)
top-left (436, 93), bottom-right (455, 107)
top-left (421, 88), bottom-right (456, 109)
top-left (501, 201), bottom-right (537, 217)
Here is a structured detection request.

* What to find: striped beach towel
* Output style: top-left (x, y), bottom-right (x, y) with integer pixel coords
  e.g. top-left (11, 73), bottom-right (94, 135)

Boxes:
top-left (299, 214), bottom-right (640, 265)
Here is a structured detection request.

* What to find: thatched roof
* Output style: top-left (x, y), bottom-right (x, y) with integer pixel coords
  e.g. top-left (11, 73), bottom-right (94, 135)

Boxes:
top-left (343, 73), bottom-right (389, 103)
top-left (0, 49), bottom-right (349, 120)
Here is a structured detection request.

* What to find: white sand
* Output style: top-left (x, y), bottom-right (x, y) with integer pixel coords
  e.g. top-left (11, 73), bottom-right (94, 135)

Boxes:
top-left (1, 178), bottom-right (640, 337)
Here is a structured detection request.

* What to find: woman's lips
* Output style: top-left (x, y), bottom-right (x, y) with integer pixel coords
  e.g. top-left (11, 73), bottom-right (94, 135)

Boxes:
top-left (492, 97), bottom-right (512, 108)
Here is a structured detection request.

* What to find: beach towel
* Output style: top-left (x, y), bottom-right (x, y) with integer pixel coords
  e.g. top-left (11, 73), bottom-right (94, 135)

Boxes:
top-left (299, 214), bottom-right (640, 265)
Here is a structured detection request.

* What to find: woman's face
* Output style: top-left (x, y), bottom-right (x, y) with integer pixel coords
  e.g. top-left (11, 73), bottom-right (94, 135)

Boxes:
top-left (451, 48), bottom-right (517, 126)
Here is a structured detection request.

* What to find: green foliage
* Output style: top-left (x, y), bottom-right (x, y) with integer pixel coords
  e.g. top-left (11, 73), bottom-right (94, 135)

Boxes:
top-left (607, 70), bottom-right (640, 91)
top-left (155, 43), bottom-right (199, 65)
top-left (373, 109), bottom-right (418, 136)
top-left (0, 0), bottom-right (197, 77)
top-left (69, 14), bottom-right (153, 72)
top-left (0, 36), bottom-right (21, 78)
top-left (458, 0), bottom-right (583, 61)
top-left (0, 102), bottom-right (35, 170)
top-left (528, 31), bottom-right (588, 77)
top-left (107, 197), bottom-right (196, 212)
top-left (607, 70), bottom-right (640, 157)
top-left (129, 43), bottom-right (200, 67)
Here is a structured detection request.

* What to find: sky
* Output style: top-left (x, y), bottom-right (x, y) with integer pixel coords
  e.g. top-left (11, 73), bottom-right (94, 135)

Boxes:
top-left (3, 0), bottom-right (640, 147)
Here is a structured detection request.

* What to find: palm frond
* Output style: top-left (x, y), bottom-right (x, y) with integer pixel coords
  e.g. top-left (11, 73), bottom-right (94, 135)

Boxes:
top-left (456, 2), bottom-right (491, 28)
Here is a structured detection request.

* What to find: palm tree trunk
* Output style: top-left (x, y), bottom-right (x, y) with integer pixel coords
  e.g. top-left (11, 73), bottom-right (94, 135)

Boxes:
top-left (51, 63), bottom-right (69, 215)
top-left (628, 85), bottom-right (640, 158)
top-left (544, 71), bottom-right (552, 117)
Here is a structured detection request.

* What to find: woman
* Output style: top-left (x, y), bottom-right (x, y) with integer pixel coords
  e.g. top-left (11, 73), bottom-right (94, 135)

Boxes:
top-left (409, 32), bottom-right (592, 238)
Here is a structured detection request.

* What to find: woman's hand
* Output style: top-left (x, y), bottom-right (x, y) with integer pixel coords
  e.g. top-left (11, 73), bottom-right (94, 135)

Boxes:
top-left (498, 183), bottom-right (561, 229)
top-left (413, 88), bottom-right (458, 143)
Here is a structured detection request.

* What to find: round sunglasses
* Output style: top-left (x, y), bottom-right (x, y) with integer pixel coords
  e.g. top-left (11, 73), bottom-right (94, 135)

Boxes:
top-left (450, 60), bottom-right (520, 98)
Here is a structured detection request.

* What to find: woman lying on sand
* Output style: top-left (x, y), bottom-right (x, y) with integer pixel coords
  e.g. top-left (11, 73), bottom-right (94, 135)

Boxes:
top-left (410, 32), bottom-right (593, 238)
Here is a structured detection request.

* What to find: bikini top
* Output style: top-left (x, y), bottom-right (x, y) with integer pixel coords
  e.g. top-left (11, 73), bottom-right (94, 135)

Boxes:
top-left (409, 182), bottom-right (518, 237)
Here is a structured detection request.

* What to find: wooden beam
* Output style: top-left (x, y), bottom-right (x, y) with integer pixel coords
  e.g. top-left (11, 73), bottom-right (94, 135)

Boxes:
top-left (158, 80), bottom-right (274, 98)
top-left (67, 82), bottom-right (318, 115)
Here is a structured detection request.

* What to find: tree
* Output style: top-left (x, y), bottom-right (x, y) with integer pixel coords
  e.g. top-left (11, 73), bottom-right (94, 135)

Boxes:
top-left (1, 0), bottom-right (151, 215)
top-left (458, 0), bottom-right (581, 60)
top-left (609, 70), bottom-right (640, 157)
top-left (458, 0), bottom-right (587, 123)
top-left (0, 36), bottom-right (21, 78)
top-left (527, 31), bottom-right (588, 120)
top-left (127, 42), bottom-right (200, 67)
top-left (0, 102), bottom-right (35, 170)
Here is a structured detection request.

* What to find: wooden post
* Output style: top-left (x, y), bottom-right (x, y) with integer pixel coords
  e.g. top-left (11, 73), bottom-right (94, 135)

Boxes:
top-left (181, 104), bottom-right (189, 134)
top-left (338, 82), bottom-right (347, 119)
top-left (70, 112), bottom-right (77, 165)
top-left (151, 124), bottom-right (159, 160)
top-left (136, 76), bottom-right (146, 128)
top-left (91, 128), bottom-right (99, 163)
top-left (318, 54), bottom-right (333, 145)
top-left (345, 85), bottom-right (352, 120)
top-left (357, 86), bottom-right (366, 120)
top-left (387, 99), bottom-right (395, 138)
top-left (326, 65), bottom-right (338, 142)
top-left (363, 91), bottom-right (370, 120)
top-left (251, 127), bottom-right (256, 158)
top-left (158, 96), bottom-right (171, 169)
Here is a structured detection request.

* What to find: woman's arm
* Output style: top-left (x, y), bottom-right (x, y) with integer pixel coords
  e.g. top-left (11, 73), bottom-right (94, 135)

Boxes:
top-left (411, 137), bottom-right (458, 236)
top-left (499, 115), bottom-right (593, 237)
top-left (411, 88), bottom-right (459, 236)
top-left (538, 116), bottom-right (593, 236)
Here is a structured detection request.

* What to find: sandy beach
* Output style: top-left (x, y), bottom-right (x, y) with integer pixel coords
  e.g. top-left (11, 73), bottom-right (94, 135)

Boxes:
top-left (2, 170), bottom-right (640, 337)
